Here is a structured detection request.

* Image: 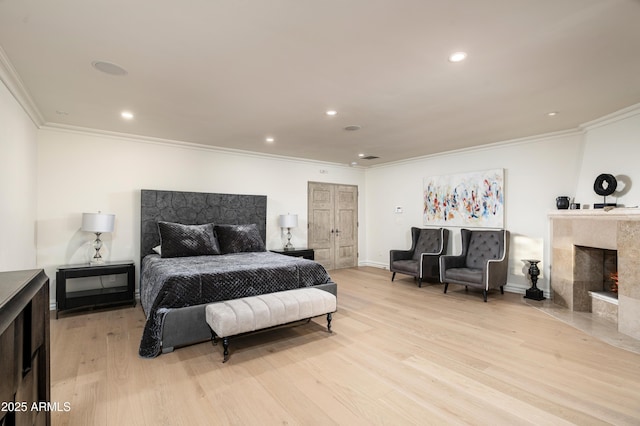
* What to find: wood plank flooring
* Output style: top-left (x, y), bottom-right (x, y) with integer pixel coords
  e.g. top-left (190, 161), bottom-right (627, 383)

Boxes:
top-left (50, 267), bottom-right (640, 425)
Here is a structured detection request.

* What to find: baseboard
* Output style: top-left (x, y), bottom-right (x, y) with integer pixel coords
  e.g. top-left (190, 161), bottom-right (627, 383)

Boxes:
top-left (504, 283), bottom-right (550, 299)
top-left (358, 260), bottom-right (388, 269)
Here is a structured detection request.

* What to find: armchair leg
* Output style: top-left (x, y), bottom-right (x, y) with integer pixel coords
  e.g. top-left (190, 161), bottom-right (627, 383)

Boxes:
top-left (483, 290), bottom-right (488, 302)
top-left (443, 283), bottom-right (448, 294)
top-left (391, 272), bottom-right (396, 282)
top-left (500, 286), bottom-right (504, 294)
top-left (418, 278), bottom-right (422, 288)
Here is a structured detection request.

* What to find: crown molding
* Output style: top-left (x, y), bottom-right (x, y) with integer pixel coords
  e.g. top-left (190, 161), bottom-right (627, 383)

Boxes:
top-left (0, 46), bottom-right (44, 126)
top-left (579, 102), bottom-right (640, 131)
top-left (368, 128), bottom-right (584, 170)
top-left (41, 122), bottom-right (363, 171)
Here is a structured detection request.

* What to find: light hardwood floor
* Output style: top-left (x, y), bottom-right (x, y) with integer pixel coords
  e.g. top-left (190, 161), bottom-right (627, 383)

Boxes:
top-left (50, 267), bottom-right (640, 425)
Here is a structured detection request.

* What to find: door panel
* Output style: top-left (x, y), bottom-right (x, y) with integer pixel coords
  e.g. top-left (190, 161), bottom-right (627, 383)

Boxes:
top-left (335, 185), bottom-right (358, 269)
top-left (308, 182), bottom-right (358, 270)
top-left (308, 183), bottom-right (335, 270)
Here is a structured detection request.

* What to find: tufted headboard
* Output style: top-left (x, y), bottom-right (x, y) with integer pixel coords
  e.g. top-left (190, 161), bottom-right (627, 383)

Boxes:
top-left (140, 189), bottom-right (267, 260)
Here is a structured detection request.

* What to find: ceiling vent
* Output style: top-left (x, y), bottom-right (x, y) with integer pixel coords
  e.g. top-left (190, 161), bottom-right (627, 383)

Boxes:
top-left (361, 155), bottom-right (379, 160)
top-left (92, 61), bottom-right (128, 76)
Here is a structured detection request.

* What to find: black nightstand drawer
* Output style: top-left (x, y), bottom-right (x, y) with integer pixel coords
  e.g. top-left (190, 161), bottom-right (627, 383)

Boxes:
top-left (271, 248), bottom-right (315, 260)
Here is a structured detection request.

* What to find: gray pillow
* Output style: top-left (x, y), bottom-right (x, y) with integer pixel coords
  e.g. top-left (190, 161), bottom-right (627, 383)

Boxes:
top-left (158, 221), bottom-right (221, 258)
top-left (214, 224), bottom-right (266, 254)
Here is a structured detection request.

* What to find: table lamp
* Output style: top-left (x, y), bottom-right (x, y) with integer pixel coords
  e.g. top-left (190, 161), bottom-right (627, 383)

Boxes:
top-left (82, 212), bottom-right (115, 264)
top-left (278, 214), bottom-right (298, 250)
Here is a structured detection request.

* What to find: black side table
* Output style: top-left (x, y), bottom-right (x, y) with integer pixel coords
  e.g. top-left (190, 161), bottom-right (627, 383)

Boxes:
top-left (56, 260), bottom-right (135, 318)
top-left (271, 248), bottom-right (315, 260)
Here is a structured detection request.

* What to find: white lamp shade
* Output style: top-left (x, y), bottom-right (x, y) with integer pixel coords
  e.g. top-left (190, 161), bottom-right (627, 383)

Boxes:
top-left (82, 212), bottom-right (115, 233)
top-left (278, 214), bottom-right (298, 228)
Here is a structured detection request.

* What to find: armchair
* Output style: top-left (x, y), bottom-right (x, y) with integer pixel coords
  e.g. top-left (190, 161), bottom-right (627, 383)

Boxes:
top-left (390, 227), bottom-right (449, 287)
top-left (440, 229), bottom-right (510, 302)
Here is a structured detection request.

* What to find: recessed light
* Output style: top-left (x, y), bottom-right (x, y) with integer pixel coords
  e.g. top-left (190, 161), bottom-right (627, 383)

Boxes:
top-left (547, 111), bottom-right (558, 116)
top-left (92, 61), bottom-right (128, 76)
top-left (326, 110), bottom-right (337, 116)
top-left (358, 153), bottom-right (365, 157)
top-left (448, 52), bottom-right (467, 63)
top-left (344, 125), bottom-right (361, 131)
top-left (265, 137), bottom-right (275, 143)
top-left (121, 111), bottom-right (134, 120)
top-left (350, 161), bottom-right (358, 166)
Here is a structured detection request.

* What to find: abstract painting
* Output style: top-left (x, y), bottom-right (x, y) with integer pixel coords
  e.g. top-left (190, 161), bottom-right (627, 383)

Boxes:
top-left (423, 168), bottom-right (504, 227)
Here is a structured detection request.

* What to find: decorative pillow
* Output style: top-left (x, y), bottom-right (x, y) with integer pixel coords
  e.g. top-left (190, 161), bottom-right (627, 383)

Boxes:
top-left (214, 224), bottom-right (266, 254)
top-left (157, 221), bottom-right (221, 258)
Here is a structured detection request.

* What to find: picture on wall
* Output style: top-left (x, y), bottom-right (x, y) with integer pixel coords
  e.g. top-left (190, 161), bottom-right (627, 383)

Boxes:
top-left (423, 168), bottom-right (504, 227)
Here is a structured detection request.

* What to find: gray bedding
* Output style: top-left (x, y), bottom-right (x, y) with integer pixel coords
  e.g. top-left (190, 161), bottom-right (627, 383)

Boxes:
top-left (139, 251), bottom-right (332, 357)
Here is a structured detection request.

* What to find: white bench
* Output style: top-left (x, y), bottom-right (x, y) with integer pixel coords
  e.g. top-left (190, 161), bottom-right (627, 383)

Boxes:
top-left (205, 288), bottom-right (337, 362)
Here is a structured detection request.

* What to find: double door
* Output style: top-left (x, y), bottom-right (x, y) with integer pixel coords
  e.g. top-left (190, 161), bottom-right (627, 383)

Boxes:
top-left (308, 182), bottom-right (358, 270)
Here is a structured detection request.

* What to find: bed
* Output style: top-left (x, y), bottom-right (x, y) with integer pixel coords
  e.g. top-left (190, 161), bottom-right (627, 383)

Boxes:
top-left (138, 189), bottom-right (337, 358)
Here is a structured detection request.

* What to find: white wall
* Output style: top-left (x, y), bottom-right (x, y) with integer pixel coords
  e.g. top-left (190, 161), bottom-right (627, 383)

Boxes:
top-left (36, 128), bottom-right (366, 303)
top-left (575, 107), bottom-right (640, 208)
top-left (0, 80), bottom-right (38, 271)
top-left (34, 103), bottom-right (640, 305)
top-left (363, 131), bottom-right (585, 295)
top-left (362, 103), bottom-right (640, 296)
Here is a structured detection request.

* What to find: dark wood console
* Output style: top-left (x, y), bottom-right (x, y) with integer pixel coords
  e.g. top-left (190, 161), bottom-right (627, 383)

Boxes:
top-left (0, 269), bottom-right (50, 426)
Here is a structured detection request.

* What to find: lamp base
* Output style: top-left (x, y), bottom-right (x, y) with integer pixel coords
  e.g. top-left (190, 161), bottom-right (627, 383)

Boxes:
top-left (284, 228), bottom-right (294, 251)
top-left (90, 232), bottom-right (105, 264)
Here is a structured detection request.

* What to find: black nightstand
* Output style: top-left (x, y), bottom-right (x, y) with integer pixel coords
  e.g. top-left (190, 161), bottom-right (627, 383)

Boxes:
top-left (56, 260), bottom-right (135, 319)
top-left (271, 248), bottom-right (315, 260)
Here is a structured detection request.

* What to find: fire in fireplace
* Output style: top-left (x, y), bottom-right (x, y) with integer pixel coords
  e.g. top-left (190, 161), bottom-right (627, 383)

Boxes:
top-left (575, 245), bottom-right (618, 297)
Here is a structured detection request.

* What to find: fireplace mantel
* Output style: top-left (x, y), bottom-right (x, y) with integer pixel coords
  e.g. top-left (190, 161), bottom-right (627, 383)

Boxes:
top-left (550, 209), bottom-right (640, 341)
top-left (549, 207), bottom-right (640, 219)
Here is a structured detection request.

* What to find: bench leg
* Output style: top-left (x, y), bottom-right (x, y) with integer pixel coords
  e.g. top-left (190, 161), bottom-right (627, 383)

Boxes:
top-left (211, 330), bottom-right (218, 345)
top-left (327, 312), bottom-right (333, 333)
top-left (222, 337), bottom-right (230, 363)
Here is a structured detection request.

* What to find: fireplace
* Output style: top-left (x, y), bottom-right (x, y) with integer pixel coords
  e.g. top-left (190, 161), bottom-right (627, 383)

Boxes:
top-left (574, 245), bottom-right (618, 323)
top-left (574, 246), bottom-right (617, 295)
top-left (550, 209), bottom-right (640, 340)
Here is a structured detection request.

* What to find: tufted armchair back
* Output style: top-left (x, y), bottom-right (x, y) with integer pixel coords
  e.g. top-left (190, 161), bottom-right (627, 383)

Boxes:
top-left (412, 229), bottom-right (444, 260)
top-left (464, 231), bottom-right (505, 269)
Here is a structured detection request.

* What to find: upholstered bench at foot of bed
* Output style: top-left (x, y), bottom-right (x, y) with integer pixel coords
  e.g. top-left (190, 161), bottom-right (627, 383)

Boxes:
top-left (205, 288), bottom-right (337, 362)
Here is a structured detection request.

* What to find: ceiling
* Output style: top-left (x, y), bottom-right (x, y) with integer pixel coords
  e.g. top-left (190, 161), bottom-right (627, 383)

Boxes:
top-left (1, 0), bottom-right (640, 167)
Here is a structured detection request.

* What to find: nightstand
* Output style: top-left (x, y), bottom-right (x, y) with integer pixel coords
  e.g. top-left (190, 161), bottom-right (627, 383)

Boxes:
top-left (56, 260), bottom-right (135, 319)
top-left (271, 248), bottom-right (315, 260)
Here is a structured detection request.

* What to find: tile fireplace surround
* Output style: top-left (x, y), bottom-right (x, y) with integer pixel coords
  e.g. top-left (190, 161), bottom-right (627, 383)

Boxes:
top-left (550, 208), bottom-right (640, 341)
